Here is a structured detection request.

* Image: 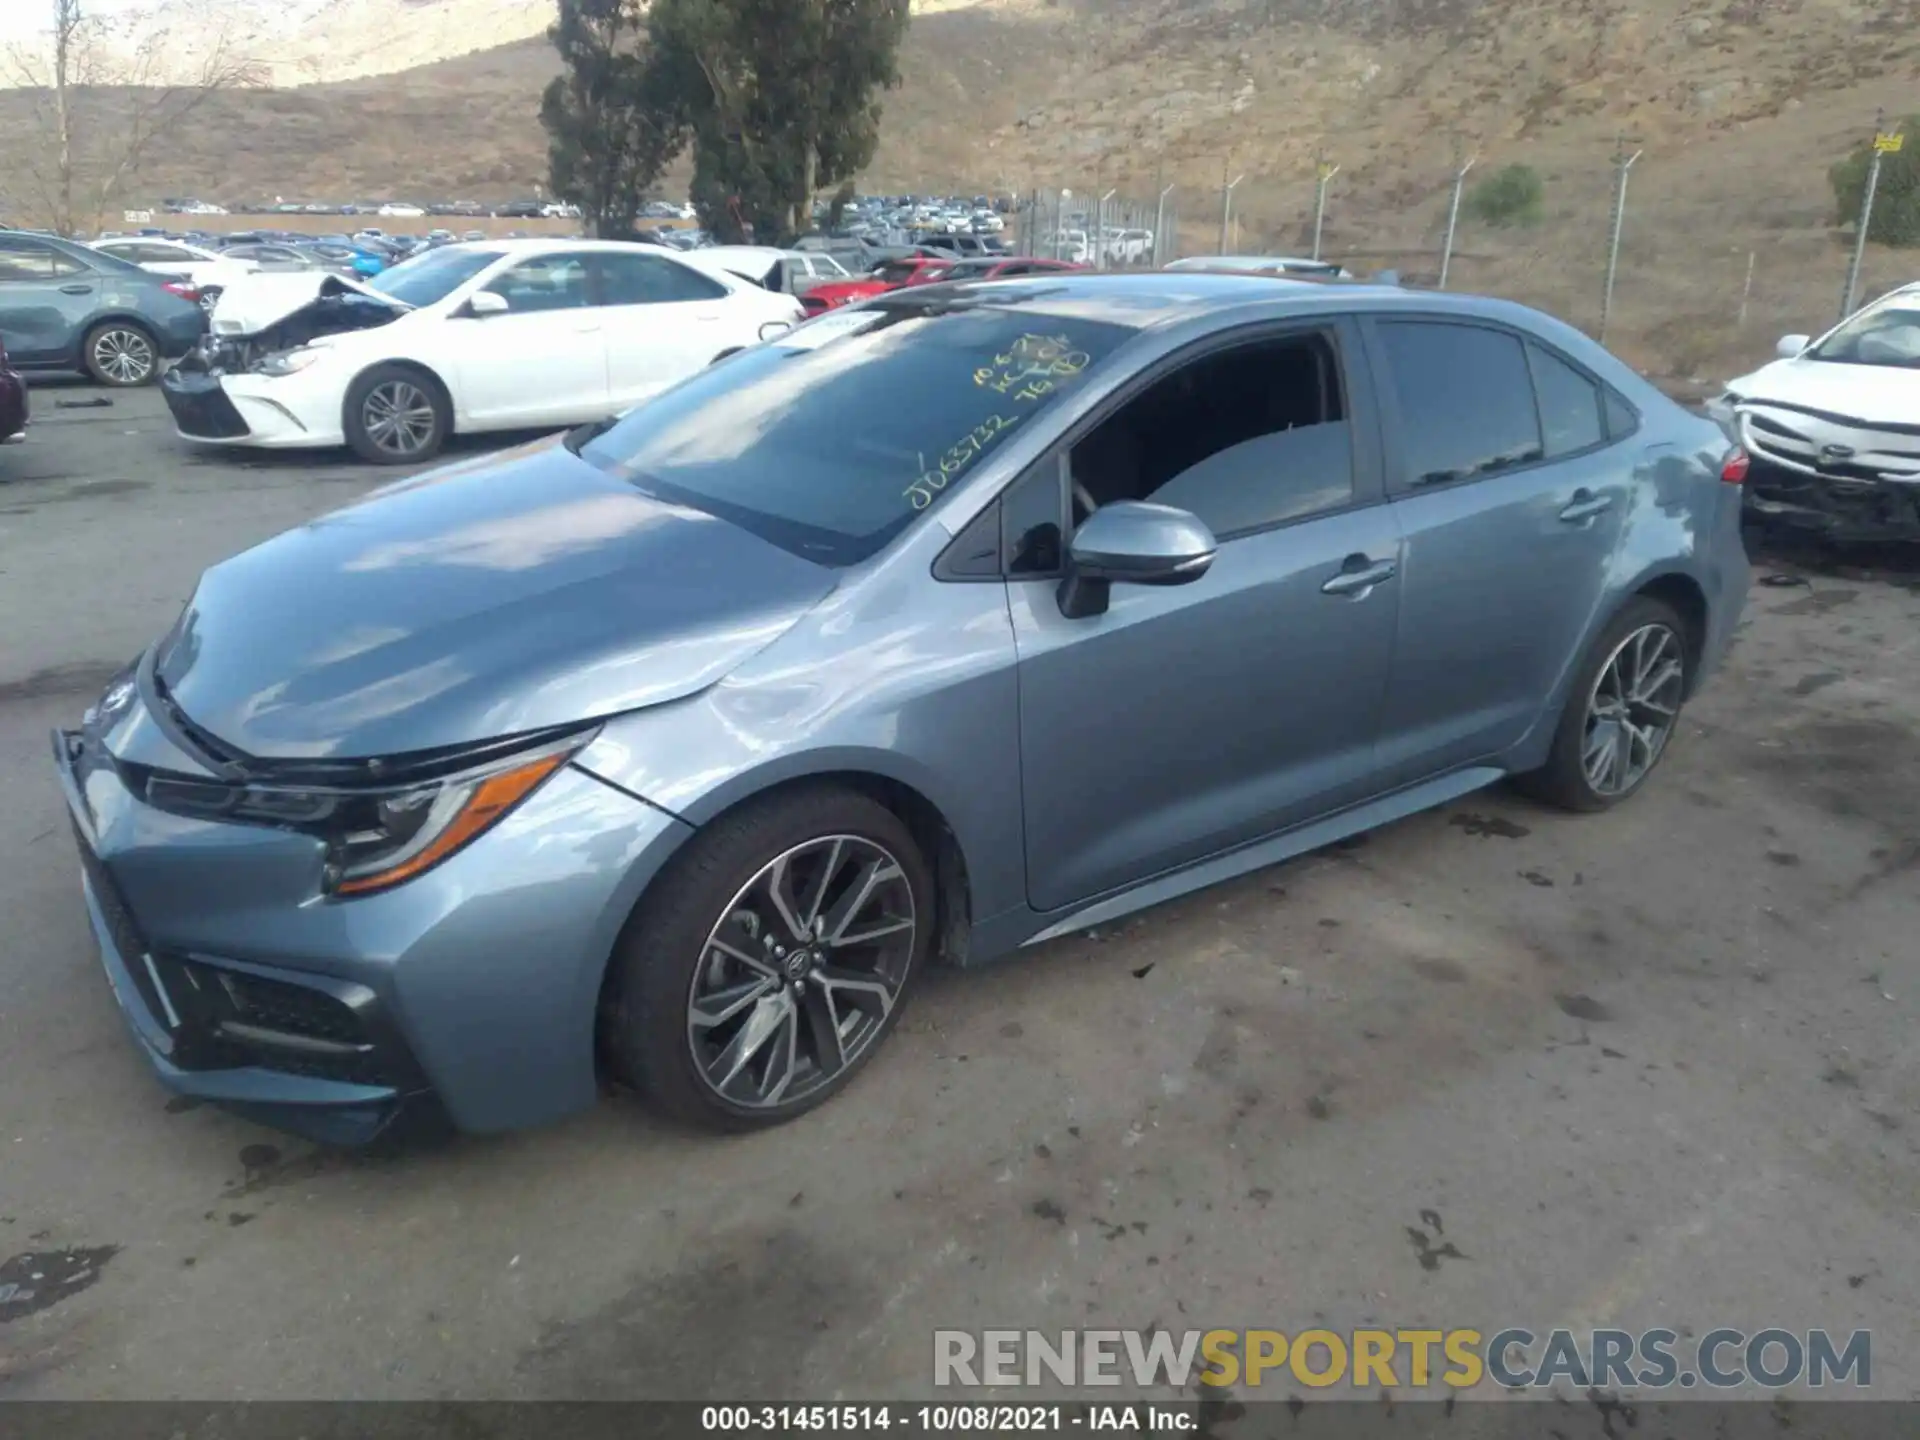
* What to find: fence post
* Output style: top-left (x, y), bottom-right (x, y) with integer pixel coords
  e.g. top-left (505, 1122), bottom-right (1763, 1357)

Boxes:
top-left (1311, 157), bottom-right (1340, 261)
top-left (1097, 188), bottom-right (1116, 270)
top-left (1737, 249), bottom-right (1756, 329)
top-left (1599, 136), bottom-right (1641, 346)
top-left (1155, 183), bottom-right (1174, 266)
top-left (1439, 155), bottom-right (1475, 290)
top-left (1841, 112), bottom-right (1901, 321)
top-left (1219, 173), bottom-right (1243, 255)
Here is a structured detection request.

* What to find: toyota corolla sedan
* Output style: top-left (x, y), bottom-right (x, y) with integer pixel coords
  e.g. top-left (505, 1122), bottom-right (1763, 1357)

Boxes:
top-left (55, 274), bottom-right (1750, 1145)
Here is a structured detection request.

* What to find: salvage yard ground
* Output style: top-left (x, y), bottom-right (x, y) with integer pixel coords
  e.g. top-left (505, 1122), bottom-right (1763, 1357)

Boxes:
top-left (4, 385), bottom-right (1920, 1403)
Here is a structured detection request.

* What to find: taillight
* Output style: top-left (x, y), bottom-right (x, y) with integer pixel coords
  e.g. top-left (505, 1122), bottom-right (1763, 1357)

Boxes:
top-left (163, 280), bottom-right (200, 302)
top-left (1720, 447), bottom-right (1750, 484)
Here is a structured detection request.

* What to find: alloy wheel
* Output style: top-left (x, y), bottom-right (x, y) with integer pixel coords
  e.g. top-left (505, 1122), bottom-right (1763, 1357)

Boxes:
top-left (1582, 622), bottom-right (1684, 797)
top-left (362, 380), bottom-right (437, 457)
top-left (686, 835), bottom-right (916, 1110)
top-left (92, 328), bottom-right (155, 385)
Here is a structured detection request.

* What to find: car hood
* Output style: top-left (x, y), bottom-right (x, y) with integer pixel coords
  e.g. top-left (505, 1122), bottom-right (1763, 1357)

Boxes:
top-left (151, 439), bottom-right (837, 760)
top-left (1726, 356), bottom-right (1919, 427)
top-left (210, 271), bottom-right (404, 337)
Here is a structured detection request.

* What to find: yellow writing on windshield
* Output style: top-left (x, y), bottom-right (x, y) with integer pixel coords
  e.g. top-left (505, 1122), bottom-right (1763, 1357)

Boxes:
top-left (903, 414), bottom-right (1023, 510)
top-left (973, 333), bottom-right (1092, 402)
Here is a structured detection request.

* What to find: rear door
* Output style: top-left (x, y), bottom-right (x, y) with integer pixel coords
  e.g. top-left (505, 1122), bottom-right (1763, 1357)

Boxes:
top-left (453, 251), bottom-right (610, 427)
top-left (590, 250), bottom-right (737, 411)
top-left (1361, 316), bottom-right (1633, 787)
top-left (0, 238), bottom-right (94, 366)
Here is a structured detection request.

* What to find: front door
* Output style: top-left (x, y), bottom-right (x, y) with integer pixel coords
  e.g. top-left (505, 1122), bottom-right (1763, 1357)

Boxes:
top-left (1361, 317), bottom-right (1634, 787)
top-left (452, 251), bottom-right (609, 428)
top-left (1010, 320), bottom-right (1401, 913)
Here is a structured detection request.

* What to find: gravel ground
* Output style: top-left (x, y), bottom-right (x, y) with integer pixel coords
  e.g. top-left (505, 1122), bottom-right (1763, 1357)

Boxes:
top-left (3, 382), bottom-right (1919, 1407)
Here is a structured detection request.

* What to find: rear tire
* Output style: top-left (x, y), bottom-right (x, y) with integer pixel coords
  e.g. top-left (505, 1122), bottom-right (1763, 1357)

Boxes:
top-left (83, 321), bottom-right (159, 387)
top-left (343, 363), bottom-right (450, 465)
top-left (601, 784), bottom-right (931, 1132)
top-left (1515, 596), bottom-right (1691, 813)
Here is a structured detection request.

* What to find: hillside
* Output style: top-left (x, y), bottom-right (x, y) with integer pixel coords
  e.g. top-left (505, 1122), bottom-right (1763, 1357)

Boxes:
top-left (2, 0), bottom-right (1916, 379)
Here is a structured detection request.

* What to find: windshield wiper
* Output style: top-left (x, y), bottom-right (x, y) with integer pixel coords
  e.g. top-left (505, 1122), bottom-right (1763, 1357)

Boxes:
top-left (563, 414), bottom-right (621, 455)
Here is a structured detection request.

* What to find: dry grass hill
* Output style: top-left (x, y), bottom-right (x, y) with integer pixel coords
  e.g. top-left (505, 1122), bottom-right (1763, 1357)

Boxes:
top-left (2, 0), bottom-right (1917, 380)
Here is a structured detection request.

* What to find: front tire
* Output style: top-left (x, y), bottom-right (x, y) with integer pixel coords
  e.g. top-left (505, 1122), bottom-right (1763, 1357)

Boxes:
top-left (343, 364), bottom-right (449, 465)
top-left (602, 785), bottom-right (931, 1131)
top-left (83, 321), bottom-right (159, 387)
top-left (1517, 596), bottom-right (1691, 812)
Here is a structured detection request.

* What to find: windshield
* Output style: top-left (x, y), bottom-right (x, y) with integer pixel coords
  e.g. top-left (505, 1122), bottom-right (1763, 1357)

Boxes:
top-left (579, 303), bottom-right (1135, 566)
top-left (1809, 301), bottom-right (1920, 368)
top-left (366, 246), bottom-right (502, 306)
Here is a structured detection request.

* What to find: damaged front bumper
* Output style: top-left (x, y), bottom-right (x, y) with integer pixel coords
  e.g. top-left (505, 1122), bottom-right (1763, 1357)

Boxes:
top-left (1736, 403), bottom-right (1920, 542)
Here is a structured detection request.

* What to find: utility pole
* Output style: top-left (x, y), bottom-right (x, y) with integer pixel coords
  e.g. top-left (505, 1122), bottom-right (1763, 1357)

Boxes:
top-left (1438, 153), bottom-right (1476, 290)
top-left (1311, 154), bottom-right (1340, 262)
top-left (1599, 135), bottom-right (1642, 345)
top-left (1842, 111), bottom-right (1902, 321)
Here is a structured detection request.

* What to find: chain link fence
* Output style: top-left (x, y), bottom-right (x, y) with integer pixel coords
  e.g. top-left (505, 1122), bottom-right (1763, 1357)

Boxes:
top-left (990, 115), bottom-right (1917, 391)
top-left (1011, 186), bottom-right (1180, 268)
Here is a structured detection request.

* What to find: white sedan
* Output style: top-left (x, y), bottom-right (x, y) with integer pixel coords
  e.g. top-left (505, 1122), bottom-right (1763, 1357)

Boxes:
top-left (159, 238), bottom-right (804, 464)
top-left (90, 236), bottom-right (257, 311)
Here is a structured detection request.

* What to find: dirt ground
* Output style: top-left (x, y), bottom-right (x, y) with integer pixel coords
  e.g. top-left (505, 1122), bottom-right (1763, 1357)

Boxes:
top-left (3, 382), bottom-right (1920, 1406)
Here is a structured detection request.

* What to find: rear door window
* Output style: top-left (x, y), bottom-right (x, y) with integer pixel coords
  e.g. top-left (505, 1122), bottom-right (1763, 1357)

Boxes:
top-left (1373, 320), bottom-right (1543, 489)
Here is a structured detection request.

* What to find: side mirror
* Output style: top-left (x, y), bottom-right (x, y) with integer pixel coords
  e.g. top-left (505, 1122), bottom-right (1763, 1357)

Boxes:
top-left (1776, 333), bottom-right (1811, 359)
top-left (1058, 500), bottom-right (1218, 620)
top-left (468, 290), bottom-right (510, 317)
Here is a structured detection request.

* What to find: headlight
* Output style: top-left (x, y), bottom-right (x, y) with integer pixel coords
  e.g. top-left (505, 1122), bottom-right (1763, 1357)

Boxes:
top-left (141, 729), bottom-right (592, 897)
top-left (255, 347), bottom-right (326, 377)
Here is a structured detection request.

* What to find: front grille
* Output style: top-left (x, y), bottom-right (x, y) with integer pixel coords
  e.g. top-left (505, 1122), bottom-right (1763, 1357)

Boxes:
top-left (161, 956), bottom-right (399, 1086)
top-left (160, 371), bottom-right (250, 439)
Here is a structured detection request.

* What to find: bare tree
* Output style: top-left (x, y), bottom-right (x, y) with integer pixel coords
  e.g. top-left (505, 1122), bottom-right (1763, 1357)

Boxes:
top-left (1, 0), bottom-right (264, 236)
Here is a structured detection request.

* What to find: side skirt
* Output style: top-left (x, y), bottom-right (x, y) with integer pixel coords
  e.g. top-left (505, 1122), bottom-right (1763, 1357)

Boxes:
top-left (973, 766), bottom-right (1507, 957)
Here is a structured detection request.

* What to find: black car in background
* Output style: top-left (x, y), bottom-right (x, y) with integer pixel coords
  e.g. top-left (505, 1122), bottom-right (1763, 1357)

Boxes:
top-left (0, 231), bottom-right (206, 386)
top-left (0, 333), bottom-right (26, 443)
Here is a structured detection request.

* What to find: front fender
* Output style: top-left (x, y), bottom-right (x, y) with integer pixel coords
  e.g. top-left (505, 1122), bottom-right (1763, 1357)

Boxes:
top-left (570, 576), bottom-right (1028, 933)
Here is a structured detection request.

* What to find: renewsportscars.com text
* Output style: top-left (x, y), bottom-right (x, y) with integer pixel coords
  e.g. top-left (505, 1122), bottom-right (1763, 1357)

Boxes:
top-left (933, 1328), bottom-right (1871, 1391)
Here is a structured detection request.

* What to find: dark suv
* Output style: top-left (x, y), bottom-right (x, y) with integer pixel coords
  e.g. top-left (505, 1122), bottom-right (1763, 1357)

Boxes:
top-left (0, 231), bottom-right (207, 387)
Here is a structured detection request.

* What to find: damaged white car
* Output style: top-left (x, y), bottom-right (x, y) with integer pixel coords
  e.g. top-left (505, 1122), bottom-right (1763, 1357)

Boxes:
top-left (161, 239), bottom-right (804, 463)
top-left (1710, 281), bottom-right (1920, 541)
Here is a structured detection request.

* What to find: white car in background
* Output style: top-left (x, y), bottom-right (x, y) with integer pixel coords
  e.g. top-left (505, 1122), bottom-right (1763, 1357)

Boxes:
top-left (1712, 282), bottom-right (1920, 541)
top-left (681, 245), bottom-right (854, 300)
top-left (90, 236), bottom-right (256, 311)
top-left (159, 238), bottom-right (804, 464)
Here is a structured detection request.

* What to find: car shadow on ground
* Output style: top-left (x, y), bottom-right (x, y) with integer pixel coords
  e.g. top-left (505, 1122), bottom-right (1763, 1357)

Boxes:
top-left (1745, 522), bottom-right (1920, 589)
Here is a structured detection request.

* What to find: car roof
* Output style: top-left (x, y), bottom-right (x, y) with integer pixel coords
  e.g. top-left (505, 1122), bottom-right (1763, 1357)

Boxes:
top-left (871, 269), bottom-right (1552, 334)
top-left (414, 238), bottom-right (693, 262)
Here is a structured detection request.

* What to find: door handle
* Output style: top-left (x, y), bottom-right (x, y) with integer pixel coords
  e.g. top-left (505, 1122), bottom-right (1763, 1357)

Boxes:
top-left (58, 283), bottom-right (94, 295)
top-left (573, 322), bottom-right (602, 333)
top-left (1320, 555), bottom-right (1397, 597)
top-left (1559, 490), bottom-right (1613, 524)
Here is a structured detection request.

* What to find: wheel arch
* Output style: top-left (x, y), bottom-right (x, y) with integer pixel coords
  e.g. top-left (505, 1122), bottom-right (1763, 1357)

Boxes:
top-left (672, 763), bottom-right (978, 967)
top-left (1629, 569), bottom-right (1710, 692)
top-left (343, 355), bottom-right (457, 436)
top-left (76, 311), bottom-right (159, 365)
top-left (1512, 565), bottom-right (1714, 774)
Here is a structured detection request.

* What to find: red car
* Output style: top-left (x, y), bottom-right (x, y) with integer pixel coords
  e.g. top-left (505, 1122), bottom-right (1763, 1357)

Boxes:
top-left (800, 255), bottom-right (1084, 315)
top-left (0, 336), bottom-right (27, 446)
